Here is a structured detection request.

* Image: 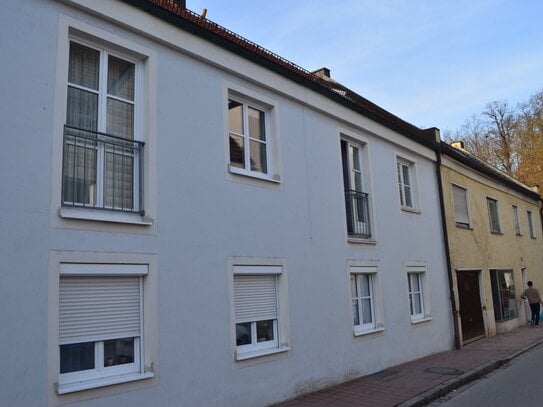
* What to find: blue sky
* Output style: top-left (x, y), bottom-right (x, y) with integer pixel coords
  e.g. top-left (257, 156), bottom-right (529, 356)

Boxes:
top-left (188, 0), bottom-right (543, 133)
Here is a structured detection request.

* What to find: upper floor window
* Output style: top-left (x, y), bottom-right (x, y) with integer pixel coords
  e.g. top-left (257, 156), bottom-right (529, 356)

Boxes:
top-left (62, 40), bottom-right (144, 214)
top-left (527, 210), bottom-right (536, 238)
top-left (512, 205), bottom-right (521, 235)
top-left (487, 197), bottom-right (501, 234)
top-left (341, 139), bottom-right (371, 239)
top-left (452, 184), bottom-right (470, 228)
top-left (228, 97), bottom-right (271, 178)
top-left (396, 157), bottom-right (419, 212)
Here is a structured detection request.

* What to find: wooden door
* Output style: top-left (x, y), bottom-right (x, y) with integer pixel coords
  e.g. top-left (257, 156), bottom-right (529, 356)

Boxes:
top-left (457, 271), bottom-right (485, 342)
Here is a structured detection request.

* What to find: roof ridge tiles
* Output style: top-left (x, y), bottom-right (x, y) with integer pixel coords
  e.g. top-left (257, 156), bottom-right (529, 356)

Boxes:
top-left (138, 0), bottom-right (434, 145)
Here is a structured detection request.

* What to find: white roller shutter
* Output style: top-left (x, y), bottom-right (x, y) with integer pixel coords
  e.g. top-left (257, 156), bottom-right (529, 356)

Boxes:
top-left (59, 276), bottom-right (141, 345)
top-left (234, 275), bottom-right (277, 323)
top-left (452, 185), bottom-right (469, 225)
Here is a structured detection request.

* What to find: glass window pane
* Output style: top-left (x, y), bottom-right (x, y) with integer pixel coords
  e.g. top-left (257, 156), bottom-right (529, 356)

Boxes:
top-left (62, 139), bottom-right (97, 205)
top-left (104, 338), bottom-right (135, 367)
top-left (256, 320), bottom-right (274, 342)
top-left (108, 55), bottom-right (135, 101)
top-left (352, 299), bottom-right (360, 326)
top-left (361, 298), bottom-right (372, 324)
top-left (60, 342), bottom-right (95, 374)
top-left (402, 164), bottom-right (411, 186)
top-left (360, 274), bottom-right (371, 297)
top-left (350, 146), bottom-right (360, 171)
top-left (413, 293), bottom-right (422, 314)
top-left (107, 98), bottom-right (134, 139)
top-left (354, 172), bottom-right (363, 193)
top-left (249, 140), bottom-right (267, 173)
top-left (67, 87), bottom-right (98, 131)
top-left (229, 134), bottom-right (245, 168)
top-left (248, 107), bottom-right (265, 141)
top-left (69, 42), bottom-right (99, 90)
top-left (228, 100), bottom-right (243, 134)
top-left (104, 147), bottom-right (134, 209)
top-left (404, 185), bottom-right (413, 207)
top-left (411, 274), bottom-right (421, 291)
top-left (236, 322), bottom-right (252, 346)
top-left (350, 276), bottom-right (357, 298)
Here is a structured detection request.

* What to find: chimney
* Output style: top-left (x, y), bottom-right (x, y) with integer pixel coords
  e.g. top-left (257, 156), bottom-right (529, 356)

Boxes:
top-left (313, 67), bottom-right (331, 81)
top-left (451, 141), bottom-right (465, 150)
top-left (171, 0), bottom-right (186, 8)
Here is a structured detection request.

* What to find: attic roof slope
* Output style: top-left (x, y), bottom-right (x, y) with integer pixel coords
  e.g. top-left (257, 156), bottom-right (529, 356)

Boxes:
top-left (123, 0), bottom-right (438, 148)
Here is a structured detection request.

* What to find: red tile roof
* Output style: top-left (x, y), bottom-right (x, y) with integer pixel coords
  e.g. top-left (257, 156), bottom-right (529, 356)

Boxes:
top-left (137, 0), bottom-right (437, 145)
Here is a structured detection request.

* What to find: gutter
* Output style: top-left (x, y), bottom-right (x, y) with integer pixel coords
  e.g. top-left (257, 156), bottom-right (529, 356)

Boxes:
top-left (121, 0), bottom-right (437, 151)
top-left (427, 129), bottom-right (461, 349)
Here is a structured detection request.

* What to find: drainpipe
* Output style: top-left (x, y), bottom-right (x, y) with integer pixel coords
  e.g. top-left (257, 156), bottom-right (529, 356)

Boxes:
top-left (425, 128), bottom-right (461, 350)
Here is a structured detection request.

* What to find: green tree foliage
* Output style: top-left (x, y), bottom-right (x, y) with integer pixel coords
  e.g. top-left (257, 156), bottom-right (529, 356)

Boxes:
top-left (448, 89), bottom-right (543, 190)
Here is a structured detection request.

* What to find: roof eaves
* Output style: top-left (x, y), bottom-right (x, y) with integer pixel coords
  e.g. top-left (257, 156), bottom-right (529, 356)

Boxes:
top-left (441, 142), bottom-right (541, 202)
top-left (121, 0), bottom-right (438, 149)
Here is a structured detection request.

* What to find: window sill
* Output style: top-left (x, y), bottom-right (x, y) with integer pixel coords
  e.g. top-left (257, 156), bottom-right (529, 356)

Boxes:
top-left (353, 326), bottom-right (384, 337)
top-left (347, 237), bottom-right (377, 245)
top-left (235, 345), bottom-right (289, 361)
top-left (58, 371), bottom-right (154, 394)
top-left (490, 230), bottom-right (503, 235)
top-left (229, 166), bottom-right (281, 184)
top-left (59, 207), bottom-right (153, 225)
top-left (411, 316), bottom-right (432, 325)
top-left (401, 206), bottom-right (421, 215)
top-left (455, 223), bottom-right (473, 230)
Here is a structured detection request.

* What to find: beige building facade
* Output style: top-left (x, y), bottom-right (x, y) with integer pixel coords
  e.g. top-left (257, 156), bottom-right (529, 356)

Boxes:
top-left (441, 142), bottom-right (543, 346)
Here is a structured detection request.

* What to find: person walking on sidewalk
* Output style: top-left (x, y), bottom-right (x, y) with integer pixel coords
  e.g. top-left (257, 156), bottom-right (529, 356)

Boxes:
top-left (521, 281), bottom-right (543, 326)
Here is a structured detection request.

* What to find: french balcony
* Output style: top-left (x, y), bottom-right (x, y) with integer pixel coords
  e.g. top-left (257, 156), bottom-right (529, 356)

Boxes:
top-left (61, 125), bottom-right (144, 215)
top-left (345, 189), bottom-right (371, 239)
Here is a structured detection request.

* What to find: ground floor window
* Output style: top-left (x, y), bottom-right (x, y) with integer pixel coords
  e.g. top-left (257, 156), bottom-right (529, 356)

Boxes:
top-left (231, 263), bottom-right (290, 361)
top-left (490, 269), bottom-right (517, 321)
top-left (57, 263), bottom-right (153, 394)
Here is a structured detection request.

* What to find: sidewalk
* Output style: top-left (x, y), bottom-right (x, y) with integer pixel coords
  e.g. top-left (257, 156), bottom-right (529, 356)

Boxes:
top-left (275, 325), bottom-right (543, 407)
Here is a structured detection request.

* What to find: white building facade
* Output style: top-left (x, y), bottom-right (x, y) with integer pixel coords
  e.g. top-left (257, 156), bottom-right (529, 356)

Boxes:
top-left (0, 1), bottom-right (454, 406)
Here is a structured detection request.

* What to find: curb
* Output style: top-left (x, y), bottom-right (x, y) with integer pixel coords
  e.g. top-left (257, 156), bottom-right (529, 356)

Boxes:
top-left (396, 339), bottom-right (543, 407)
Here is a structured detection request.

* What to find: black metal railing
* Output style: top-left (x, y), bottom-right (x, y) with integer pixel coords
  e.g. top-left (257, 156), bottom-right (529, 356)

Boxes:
top-left (345, 190), bottom-right (371, 239)
top-left (62, 125), bottom-right (145, 214)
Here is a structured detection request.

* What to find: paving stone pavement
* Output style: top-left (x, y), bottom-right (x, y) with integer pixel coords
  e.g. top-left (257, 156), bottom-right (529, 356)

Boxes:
top-left (274, 325), bottom-right (543, 407)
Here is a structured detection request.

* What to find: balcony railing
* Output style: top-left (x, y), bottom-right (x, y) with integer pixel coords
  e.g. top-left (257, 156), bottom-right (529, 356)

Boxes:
top-left (62, 125), bottom-right (145, 214)
top-left (345, 190), bottom-right (371, 239)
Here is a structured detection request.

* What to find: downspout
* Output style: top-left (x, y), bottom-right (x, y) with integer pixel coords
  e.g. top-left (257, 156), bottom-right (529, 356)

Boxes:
top-left (426, 128), bottom-right (461, 349)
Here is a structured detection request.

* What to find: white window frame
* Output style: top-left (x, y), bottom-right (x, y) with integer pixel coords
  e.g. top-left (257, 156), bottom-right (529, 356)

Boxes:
top-left (451, 184), bottom-right (471, 228)
top-left (513, 205), bottom-right (521, 235)
top-left (396, 155), bottom-right (420, 212)
top-left (230, 261), bottom-right (290, 362)
top-left (56, 263), bottom-right (153, 395)
top-left (226, 88), bottom-right (280, 184)
top-left (406, 264), bottom-right (431, 324)
top-left (351, 273), bottom-right (376, 330)
top-left (63, 37), bottom-right (142, 211)
top-left (487, 197), bottom-right (501, 234)
top-left (527, 210), bottom-right (536, 238)
top-left (349, 264), bottom-right (384, 336)
top-left (341, 136), bottom-right (373, 241)
top-left (52, 16), bottom-right (157, 228)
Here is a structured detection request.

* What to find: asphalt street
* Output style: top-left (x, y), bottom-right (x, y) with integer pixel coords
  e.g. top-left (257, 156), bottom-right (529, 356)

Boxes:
top-left (435, 342), bottom-right (543, 406)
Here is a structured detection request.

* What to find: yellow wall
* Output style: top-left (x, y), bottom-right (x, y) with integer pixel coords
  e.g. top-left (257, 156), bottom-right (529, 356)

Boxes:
top-left (441, 157), bottom-right (543, 341)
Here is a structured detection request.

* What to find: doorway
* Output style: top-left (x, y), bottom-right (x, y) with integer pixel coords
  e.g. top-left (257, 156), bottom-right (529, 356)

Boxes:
top-left (457, 270), bottom-right (485, 343)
